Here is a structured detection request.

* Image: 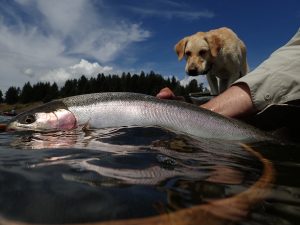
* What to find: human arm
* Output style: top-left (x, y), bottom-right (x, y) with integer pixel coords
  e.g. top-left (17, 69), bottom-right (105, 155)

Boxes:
top-left (200, 83), bottom-right (257, 118)
top-left (156, 84), bottom-right (257, 118)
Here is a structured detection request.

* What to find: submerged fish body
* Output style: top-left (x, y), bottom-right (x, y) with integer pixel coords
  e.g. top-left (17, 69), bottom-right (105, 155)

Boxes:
top-left (7, 92), bottom-right (269, 141)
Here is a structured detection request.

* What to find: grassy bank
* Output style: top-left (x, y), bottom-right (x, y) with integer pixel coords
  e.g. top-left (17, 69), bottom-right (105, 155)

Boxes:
top-left (0, 102), bottom-right (43, 115)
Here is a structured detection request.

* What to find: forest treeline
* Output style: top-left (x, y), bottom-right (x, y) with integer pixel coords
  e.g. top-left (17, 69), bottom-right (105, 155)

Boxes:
top-left (0, 71), bottom-right (207, 104)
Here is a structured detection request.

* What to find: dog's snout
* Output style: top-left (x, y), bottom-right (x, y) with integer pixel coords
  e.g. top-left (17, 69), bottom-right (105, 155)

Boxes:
top-left (187, 68), bottom-right (199, 76)
top-left (187, 64), bottom-right (199, 76)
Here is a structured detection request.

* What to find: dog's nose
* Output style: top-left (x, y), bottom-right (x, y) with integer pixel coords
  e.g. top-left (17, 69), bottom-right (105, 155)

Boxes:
top-left (187, 68), bottom-right (199, 76)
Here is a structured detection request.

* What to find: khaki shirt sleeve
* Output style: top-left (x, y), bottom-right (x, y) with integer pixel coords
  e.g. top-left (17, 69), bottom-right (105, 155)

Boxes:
top-left (233, 28), bottom-right (300, 111)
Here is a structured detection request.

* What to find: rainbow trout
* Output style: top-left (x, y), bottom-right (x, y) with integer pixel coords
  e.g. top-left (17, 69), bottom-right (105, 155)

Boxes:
top-left (7, 92), bottom-right (270, 141)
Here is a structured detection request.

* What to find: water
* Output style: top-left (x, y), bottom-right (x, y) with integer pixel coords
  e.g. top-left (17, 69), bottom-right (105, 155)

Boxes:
top-left (0, 115), bottom-right (299, 225)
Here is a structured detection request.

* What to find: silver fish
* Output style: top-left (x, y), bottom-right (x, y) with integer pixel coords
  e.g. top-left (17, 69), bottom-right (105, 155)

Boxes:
top-left (7, 92), bottom-right (270, 141)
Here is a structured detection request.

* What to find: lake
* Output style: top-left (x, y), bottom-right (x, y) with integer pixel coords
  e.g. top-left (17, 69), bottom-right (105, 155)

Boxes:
top-left (0, 115), bottom-right (299, 225)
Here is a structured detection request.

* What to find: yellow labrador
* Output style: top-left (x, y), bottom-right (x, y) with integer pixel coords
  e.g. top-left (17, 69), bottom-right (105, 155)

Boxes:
top-left (175, 27), bottom-right (248, 95)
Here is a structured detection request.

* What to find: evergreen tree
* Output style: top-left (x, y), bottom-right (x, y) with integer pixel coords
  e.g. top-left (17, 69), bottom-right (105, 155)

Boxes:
top-left (78, 75), bottom-right (90, 94)
top-left (43, 82), bottom-right (59, 102)
top-left (51, 82), bottom-right (59, 99)
top-left (120, 72), bottom-right (127, 91)
top-left (171, 76), bottom-right (179, 89)
top-left (105, 74), bottom-right (111, 92)
top-left (89, 77), bottom-right (98, 93)
top-left (185, 79), bottom-right (206, 95)
top-left (1, 71), bottom-right (205, 104)
top-left (125, 73), bottom-right (132, 92)
top-left (96, 73), bottom-right (106, 92)
top-left (170, 76), bottom-right (184, 96)
top-left (5, 87), bottom-right (20, 104)
top-left (31, 82), bottom-right (51, 102)
top-left (0, 90), bottom-right (3, 103)
top-left (137, 71), bottom-right (147, 93)
top-left (146, 71), bottom-right (166, 95)
top-left (60, 79), bottom-right (78, 97)
top-left (19, 82), bottom-right (33, 103)
top-left (110, 75), bottom-right (121, 91)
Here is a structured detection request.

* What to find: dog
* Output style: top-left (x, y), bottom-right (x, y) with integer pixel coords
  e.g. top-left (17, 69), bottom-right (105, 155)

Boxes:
top-left (175, 27), bottom-right (248, 95)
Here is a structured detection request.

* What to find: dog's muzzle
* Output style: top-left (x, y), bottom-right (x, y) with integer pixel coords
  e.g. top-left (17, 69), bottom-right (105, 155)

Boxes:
top-left (187, 65), bottom-right (211, 76)
top-left (187, 69), bottom-right (201, 76)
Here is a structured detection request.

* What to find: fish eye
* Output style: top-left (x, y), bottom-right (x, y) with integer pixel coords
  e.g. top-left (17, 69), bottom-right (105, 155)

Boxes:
top-left (23, 115), bottom-right (36, 124)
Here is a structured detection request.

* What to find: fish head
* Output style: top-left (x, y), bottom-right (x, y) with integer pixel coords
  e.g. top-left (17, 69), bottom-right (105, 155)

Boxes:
top-left (7, 101), bottom-right (77, 132)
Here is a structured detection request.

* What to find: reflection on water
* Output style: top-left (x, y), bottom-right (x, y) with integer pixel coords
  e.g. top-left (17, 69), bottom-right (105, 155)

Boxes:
top-left (0, 116), bottom-right (299, 224)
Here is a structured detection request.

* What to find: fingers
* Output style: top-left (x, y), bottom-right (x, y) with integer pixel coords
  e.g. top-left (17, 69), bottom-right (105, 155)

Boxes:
top-left (156, 87), bottom-right (175, 99)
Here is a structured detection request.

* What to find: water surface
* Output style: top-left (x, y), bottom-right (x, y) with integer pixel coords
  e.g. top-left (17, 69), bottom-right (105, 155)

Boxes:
top-left (0, 115), bottom-right (299, 224)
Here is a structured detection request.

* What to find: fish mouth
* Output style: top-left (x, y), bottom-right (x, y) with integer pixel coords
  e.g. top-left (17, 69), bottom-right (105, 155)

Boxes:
top-left (6, 121), bottom-right (22, 131)
top-left (6, 122), bottom-right (42, 132)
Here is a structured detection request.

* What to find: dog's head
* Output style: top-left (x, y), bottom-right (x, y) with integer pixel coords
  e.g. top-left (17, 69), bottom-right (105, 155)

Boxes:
top-left (175, 31), bottom-right (222, 76)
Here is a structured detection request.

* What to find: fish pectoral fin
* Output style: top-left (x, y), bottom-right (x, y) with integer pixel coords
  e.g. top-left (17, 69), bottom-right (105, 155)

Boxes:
top-left (82, 119), bottom-right (91, 131)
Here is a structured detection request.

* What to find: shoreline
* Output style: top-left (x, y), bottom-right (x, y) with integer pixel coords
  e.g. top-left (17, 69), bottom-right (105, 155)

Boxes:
top-left (0, 102), bottom-right (43, 116)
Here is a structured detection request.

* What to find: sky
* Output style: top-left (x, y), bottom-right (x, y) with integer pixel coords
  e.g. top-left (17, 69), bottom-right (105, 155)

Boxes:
top-left (0, 0), bottom-right (299, 93)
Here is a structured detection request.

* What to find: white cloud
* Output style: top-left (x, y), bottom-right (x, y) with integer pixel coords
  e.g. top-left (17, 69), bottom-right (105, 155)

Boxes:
top-left (23, 68), bottom-right (35, 78)
top-left (124, 5), bottom-right (215, 20)
top-left (36, 0), bottom-right (86, 35)
top-left (180, 75), bottom-right (209, 88)
top-left (40, 59), bottom-right (113, 85)
top-left (0, 0), bottom-right (151, 92)
top-left (14, 0), bottom-right (31, 4)
top-left (71, 22), bottom-right (150, 63)
top-left (70, 59), bottom-right (112, 75)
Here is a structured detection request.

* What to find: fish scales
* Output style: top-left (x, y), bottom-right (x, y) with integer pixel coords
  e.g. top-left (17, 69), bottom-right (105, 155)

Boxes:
top-left (61, 92), bottom-right (267, 141)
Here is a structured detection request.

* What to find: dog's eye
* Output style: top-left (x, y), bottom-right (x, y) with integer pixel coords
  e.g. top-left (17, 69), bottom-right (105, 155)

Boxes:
top-left (185, 51), bottom-right (191, 57)
top-left (199, 50), bottom-right (207, 57)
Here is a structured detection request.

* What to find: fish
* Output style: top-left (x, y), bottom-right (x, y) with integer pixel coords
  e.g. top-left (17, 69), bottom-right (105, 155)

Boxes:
top-left (7, 92), bottom-right (270, 141)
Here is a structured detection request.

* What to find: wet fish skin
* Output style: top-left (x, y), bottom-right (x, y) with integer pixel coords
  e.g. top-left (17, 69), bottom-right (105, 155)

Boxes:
top-left (7, 92), bottom-right (270, 141)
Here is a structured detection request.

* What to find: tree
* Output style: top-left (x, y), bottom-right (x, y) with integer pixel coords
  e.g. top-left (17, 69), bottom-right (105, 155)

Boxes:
top-left (137, 71), bottom-right (147, 93)
top-left (19, 82), bottom-right (33, 103)
top-left (5, 87), bottom-right (20, 104)
top-left (186, 79), bottom-right (202, 94)
top-left (1, 70), bottom-right (204, 103)
top-left (30, 82), bottom-right (52, 102)
top-left (120, 72), bottom-right (127, 91)
top-left (60, 79), bottom-right (78, 97)
top-left (77, 75), bottom-right (90, 94)
top-left (111, 75), bottom-right (121, 91)
top-left (96, 73), bottom-right (106, 92)
top-left (43, 82), bottom-right (59, 102)
top-left (0, 90), bottom-right (3, 103)
top-left (51, 82), bottom-right (59, 99)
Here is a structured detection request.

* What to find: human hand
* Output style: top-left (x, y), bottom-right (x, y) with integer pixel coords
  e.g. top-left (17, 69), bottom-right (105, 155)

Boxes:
top-left (156, 87), bottom-right (176, 99)
top-left (156, 87), bottom-right (186, 102)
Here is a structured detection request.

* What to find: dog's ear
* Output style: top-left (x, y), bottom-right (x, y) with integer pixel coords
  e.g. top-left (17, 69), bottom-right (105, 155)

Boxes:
top-left (204, 33), bottom-right (222, 58)
top-left (174, 37), bottom-right (188, 61)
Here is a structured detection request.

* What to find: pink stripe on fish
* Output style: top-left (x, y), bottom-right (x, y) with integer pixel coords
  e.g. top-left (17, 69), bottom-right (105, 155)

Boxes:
top-left (54, 109), bottom-right (77, 130)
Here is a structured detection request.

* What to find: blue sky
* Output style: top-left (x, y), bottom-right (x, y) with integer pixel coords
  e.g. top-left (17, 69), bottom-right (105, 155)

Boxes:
top-left (0, 0), bottom-right (299, 92)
